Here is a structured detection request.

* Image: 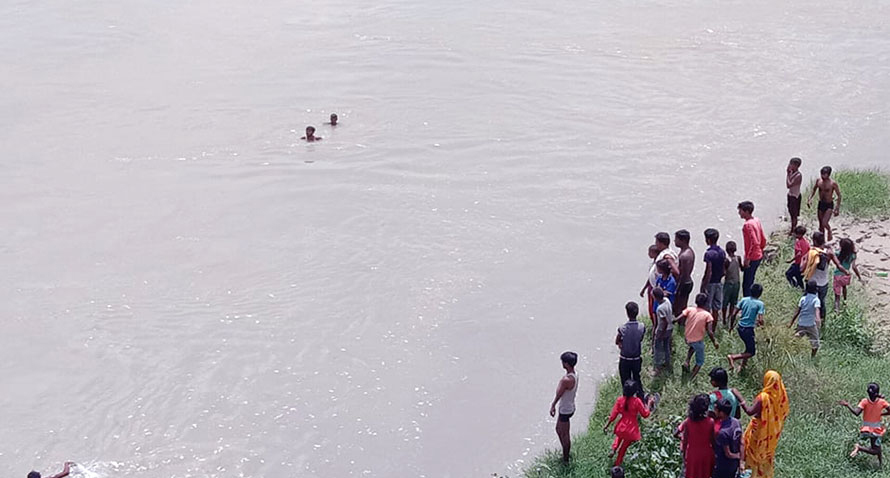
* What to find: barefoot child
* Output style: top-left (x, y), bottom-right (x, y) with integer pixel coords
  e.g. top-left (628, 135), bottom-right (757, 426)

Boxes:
top-left (788, 280), bottom-right (821, 357)
top-left (653, 287), bottom-right (674, 376)
top-left (655, 260), bottom-right (678, 312)
top-left (840, 383), bottom-right (890, 466)
top-left (786, 157), bottom-right (803, 235)
top-left (722, 241), bottom-right (743, 326)
top-left (807, 166), bottom-right (842, 242)
top-left (549, 351), bottom-right (578, 463)
top-left (604, 380), bottom-right (656, 467)
top-left (802, 231), bottom-right (847, 321)
top-left (676, 394), bottom-right (715, 478)
top-left (728, 284), bottom-right (764, 373)
top-left (785, 226), bottom-right (809, 289)
top-left (677, 293), bottom-right (719, 380)
top-left (834, 237), bottom-right (862, 312)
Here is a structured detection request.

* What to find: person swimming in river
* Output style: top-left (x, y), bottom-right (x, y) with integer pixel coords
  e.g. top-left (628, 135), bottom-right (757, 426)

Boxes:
top-left (28, 462), bottom-right (74, 478)
top-left (301, 126), bottom-right (322, 142)
top-left (807, 165), bottom-right (842, 242)
top-left (326, 113), bottom-right (338, 126)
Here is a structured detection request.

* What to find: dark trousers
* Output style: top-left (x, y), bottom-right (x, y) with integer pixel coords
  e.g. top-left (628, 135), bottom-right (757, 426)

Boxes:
top-left (817, 283), bottom-right (829, 318)
top-left (618, 358), bottom-right (644, 399)
top-left (785, 263), bottom-right (803, 288)
top-left (742, 259), bottom-right (762, 297)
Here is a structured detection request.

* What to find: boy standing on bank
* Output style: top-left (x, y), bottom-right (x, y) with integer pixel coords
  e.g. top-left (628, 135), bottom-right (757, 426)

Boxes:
top-left (701, 228), bottom-right (726, 321)
top-left (674, 230), bottom-right (696, 319)
top-left (653, 287), bottom-right (674, 376)
top-left (786, 157), bottom-right (803, 235)
top-left (677, 293), bottom-right (719, 380)
top-left (549, 351), bottom-right (578, 463)
top-left (616, 302), bottom-right (646, 399)
top-left (737, 201), bottom-right (767, 298)
top-left (807, 165), bottom-right (842, 242)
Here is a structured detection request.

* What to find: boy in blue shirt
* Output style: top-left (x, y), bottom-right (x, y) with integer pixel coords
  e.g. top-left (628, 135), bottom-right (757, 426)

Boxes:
top-left (727, 283), bottom-right (765, 373)
top-left (788, 279), bottom-right (822, 357)
top-left (654, 260), bottom-right (677, 316)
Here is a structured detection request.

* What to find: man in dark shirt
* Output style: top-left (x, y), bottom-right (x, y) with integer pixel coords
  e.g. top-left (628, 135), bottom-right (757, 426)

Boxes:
top-left (713, 399), bottom-right (743, 478)
top-left (616, 301), bottom-right (646, 399)
top-left (701, 228), bottom-right (727, 322)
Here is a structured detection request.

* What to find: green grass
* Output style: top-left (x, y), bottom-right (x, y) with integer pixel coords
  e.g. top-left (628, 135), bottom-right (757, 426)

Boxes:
top-left (805, 169), bottom-right (890, 218)
top-left (524, 170), bottom-right (890, 478)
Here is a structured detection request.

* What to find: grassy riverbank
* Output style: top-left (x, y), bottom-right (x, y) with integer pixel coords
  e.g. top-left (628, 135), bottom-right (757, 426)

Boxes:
top-left (524, 169), bottom-right (890, 478)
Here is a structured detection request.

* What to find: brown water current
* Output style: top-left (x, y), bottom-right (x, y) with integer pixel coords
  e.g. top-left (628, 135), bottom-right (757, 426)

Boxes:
top-left (1, 0), bottom-right (889, 476)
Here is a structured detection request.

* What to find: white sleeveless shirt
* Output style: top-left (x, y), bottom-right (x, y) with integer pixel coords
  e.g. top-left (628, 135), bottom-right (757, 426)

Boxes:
top-left (558, 372), bottom-right (578, 415)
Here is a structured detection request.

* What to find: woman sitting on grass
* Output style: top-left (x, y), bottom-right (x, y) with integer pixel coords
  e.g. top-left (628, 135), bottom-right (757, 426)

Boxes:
top-left (603, 379), bottom-right (656, 467)
top-left (741, 370), bottom-right (789, 478)
top-left (839, 382), bottom-right (890, 466)
top-left (674, 394), bottom-right (715, 478)
top-left (833, 237), bottom-right (862, 313)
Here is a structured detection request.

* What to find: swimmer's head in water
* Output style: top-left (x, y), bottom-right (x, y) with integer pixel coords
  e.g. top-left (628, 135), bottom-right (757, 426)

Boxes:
top-left (306, 126), bottom-right (316, 136)
top-left (28, 472), bottom-right (41, 478)
top-left (330, 113), bottom-right (338, 125)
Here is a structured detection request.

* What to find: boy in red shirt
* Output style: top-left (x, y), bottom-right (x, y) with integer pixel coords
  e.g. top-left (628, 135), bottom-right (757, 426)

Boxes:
top-left (785, 225), bottom-right (809, 289)
top-left (737, 201), bottom-right (767, 298)
top-left (840, 382), bottom-right (890, 466)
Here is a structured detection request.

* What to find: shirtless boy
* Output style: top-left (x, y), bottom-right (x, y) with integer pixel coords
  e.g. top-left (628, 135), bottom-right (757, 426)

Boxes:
top-left (28, 462), bottom-right (74, 478)
top-left (674, 230), bottom-right (695, 319)
top-left (326, 113), bottom-right (339, 126)
top-left (301, 126), bottom-right (322, 142)
top-left (786, 157), bottom-right (803, 235)
top-left (807, 166), bottom-right (841, 241)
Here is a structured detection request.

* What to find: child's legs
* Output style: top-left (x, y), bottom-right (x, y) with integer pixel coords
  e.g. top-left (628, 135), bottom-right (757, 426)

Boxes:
top-left (685, 344), bottom-right (695, 365)
top-left (556, 416), bottom-right (571, 459)
top-left (614, 438), bottom-right (634, 466)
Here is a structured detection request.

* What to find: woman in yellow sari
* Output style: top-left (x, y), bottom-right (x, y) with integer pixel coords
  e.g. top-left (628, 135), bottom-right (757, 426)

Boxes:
top-left (741, 370), bottom-right (790, 478)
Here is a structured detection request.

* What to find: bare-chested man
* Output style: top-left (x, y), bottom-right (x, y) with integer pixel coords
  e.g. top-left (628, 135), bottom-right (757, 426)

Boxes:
top-left (807, 166), bottom-right (842, 241)
top-left (301, 126), bottom-right (323, 142)
top-left (673, 229), bottom-right (695, 319)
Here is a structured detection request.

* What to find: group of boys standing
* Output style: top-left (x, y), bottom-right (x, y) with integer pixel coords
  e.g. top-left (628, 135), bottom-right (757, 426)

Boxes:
top-left (549, 158), bottom-right (857, 476)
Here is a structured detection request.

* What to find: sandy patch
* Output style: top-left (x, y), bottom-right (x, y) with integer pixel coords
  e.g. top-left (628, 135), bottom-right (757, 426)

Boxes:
top-left (830, 215), bottom-right (890, 349)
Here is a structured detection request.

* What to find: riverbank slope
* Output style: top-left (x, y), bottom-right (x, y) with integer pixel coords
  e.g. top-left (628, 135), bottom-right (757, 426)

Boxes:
top-left (524, 169), bottom-right (890, 478)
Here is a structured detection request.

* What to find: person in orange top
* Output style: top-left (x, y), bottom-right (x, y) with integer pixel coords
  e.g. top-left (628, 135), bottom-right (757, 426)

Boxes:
top-left (840, 382), bottom-right (890, 466)
top-left (603, 379), bottom-right (657, 466)
top-left (740, 370), bottom-right (789, 478)
top-left (676, 293), bottom-right (719, 380)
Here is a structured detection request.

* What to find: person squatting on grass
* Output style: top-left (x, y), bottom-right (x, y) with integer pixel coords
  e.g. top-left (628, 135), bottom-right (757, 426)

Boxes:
top-left (674, 394), bottom-right (714, 478)
top-left (740, 370), bottom-right (789, 478)
top-left (676, 293), bottom-right (719, 380)
top-left (785, 225), bottom-right (809, 289)
top-left (549, 351), bottom-right (578, 463)
top-left (788, 279), bottom-right (822, 357)
top-left (834, 237), bottom-right (862, 313)
top-left (604, 379), bottom-right (656, 467)
top-left (839, 382), bottom-right (890, 466)
top-left (727, 284), bottom-right (764, 373)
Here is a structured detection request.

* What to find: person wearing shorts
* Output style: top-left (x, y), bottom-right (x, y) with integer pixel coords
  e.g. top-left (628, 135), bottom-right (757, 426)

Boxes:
top-left (722, 241), bottom-right (742, 326)
top-left (701, 228), bottom-right (726, 320)
top-left (677, 293), bottom-right (718, 380)
top-left (727, 284), bottom-right (764, 373)
top-left (789, 279), bottom-right (822, 356)
top-left (840, 383), bottom-right (890, 466)
top-left (786, 157), bottom-right (803, 235)
top-left (549, 351), bottom-right (578, 463)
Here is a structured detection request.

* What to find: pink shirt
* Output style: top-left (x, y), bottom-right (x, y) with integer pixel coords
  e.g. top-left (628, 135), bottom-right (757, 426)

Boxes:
top-left (742, 217), bottom-right (767, 261)
top-left (681, 307), bottom-right (714, 342)
top-left (792, 237), bottom-right (810, 265)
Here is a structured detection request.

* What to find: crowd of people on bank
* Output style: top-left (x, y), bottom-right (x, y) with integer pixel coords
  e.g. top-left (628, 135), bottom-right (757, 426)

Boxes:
top-left (549, 160), bottom-right (884, 478)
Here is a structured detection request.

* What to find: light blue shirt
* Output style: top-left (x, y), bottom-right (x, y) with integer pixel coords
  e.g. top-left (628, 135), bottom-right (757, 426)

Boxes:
top-left (798, 293), bottom-right (821, 327)
top-left (737, 297), bottom-right (764, 328)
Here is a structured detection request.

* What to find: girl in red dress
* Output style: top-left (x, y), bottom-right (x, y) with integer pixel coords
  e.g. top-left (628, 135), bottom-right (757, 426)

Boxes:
top-left (676, 394), bottom-right (715, 478)
top-left (603, 380), bottom-right (656, 466)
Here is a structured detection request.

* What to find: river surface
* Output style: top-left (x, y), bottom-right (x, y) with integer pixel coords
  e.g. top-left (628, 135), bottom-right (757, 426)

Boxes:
top-left (2, 0), bottom-right (889, 476)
